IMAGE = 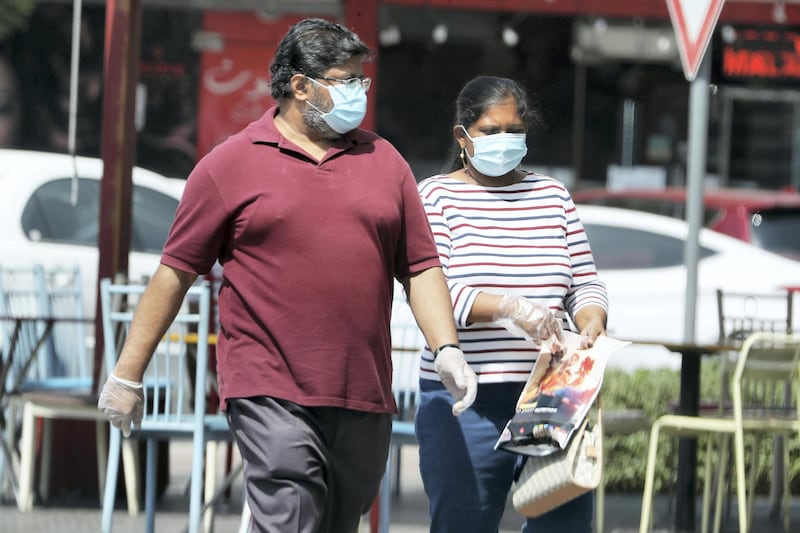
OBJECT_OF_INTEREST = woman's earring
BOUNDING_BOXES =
[460,148,467,169]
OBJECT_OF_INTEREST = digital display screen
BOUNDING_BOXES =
[719,26,800,81]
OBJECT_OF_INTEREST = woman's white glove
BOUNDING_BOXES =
[97,374,144,437]
[434,346,477,416]
[494,294,564,344]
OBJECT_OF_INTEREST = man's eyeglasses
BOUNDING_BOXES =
[315,76,372,91]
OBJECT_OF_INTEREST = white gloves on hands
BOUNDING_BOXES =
[494,294,564,345]
[434,346,477,416]
[98,374,144,437]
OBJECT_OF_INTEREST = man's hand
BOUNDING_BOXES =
[97,375,145,437]
[434,346,477,416]
[494,294,564,344]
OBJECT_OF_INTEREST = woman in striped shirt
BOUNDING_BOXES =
[415,76,609,533]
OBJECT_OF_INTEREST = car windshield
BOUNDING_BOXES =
[749,208,800,260]
[583,222,716,270]
[21,177,179,253]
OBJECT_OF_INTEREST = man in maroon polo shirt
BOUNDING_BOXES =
[97,18,477,532]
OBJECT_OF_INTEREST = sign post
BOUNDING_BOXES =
[666,1,725,531]
[666,0,726,82]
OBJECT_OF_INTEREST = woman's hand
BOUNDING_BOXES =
[574,306,607,349]
[494,294,564,344]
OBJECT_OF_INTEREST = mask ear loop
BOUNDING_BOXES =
[457,125,470,170]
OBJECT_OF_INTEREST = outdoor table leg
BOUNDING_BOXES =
[0,320,24,502]
[0,317,54,505]
[675,351,700,532]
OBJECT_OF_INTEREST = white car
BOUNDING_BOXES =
[0,149,186,318]
[576,204,800,369]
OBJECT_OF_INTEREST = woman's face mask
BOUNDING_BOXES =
[307,77,368,134]
[460,125,528,177]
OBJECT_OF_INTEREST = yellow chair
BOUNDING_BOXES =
[715,288,795,523]
[639,331,800,533]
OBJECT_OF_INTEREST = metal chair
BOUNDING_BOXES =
[0,265,92,393]
[639,331,800,533]
[98,278,231,533]
[0,265,51,392]
[0,264,47,500]
[376,282,425,533]
[17,265,101,510]
[716,288,794,345]
[0,264,102,510]
[715,288,795,526]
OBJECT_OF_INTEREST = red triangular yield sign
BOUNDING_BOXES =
[666,0,726,81]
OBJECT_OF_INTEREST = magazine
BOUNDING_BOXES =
[494,330,630,457]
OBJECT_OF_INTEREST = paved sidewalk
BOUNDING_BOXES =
[1,442,798,532]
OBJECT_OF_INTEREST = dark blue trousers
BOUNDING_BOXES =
[416,380,593,533]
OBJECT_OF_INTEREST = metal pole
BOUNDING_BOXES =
[682,51,710,344]
[67,0,82,155]
[68,0,83,205]
[571,61,586,189]
[674,47,711,533]
[93,0,142,393]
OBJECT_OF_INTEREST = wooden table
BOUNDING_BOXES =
[630,339,734,532]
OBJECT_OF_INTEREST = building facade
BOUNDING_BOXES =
[4,0,800,191]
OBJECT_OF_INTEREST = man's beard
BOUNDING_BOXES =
[302,93,340,141]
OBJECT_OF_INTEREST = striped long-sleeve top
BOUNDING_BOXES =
[417,172,609,384]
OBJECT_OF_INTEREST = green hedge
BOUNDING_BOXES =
[602,363,800,494]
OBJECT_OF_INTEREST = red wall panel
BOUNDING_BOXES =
[196,12,305,158]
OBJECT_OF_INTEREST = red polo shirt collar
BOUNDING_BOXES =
[245,105,374,153]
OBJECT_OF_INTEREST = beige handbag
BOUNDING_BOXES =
[512,408,603,517]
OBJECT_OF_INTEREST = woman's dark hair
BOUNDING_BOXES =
[443,76,542,172]
[269,18,371,100]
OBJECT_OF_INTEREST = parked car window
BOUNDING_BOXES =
[750,208,800,260]
[131,185,180,253]
[21,178,99,245]
[21,177,179,253]
[583,223,715,270]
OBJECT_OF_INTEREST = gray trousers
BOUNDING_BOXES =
[227,396,392,533]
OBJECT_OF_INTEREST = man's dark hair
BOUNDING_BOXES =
[269,18,371,100]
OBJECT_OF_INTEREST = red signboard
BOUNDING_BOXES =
[196,12,296,159]
[666,0,726,81]
[720,27,800,82]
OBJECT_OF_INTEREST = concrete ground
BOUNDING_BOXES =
[1,442,798,532]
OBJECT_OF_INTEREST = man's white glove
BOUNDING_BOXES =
[97,374,145,437]
[493,294,564,344]
[434,346,477,416]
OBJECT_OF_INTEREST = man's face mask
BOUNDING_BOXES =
[460,125,528,177]
[307,77,369,134]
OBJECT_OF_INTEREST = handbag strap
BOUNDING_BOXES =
[595,394,602,433]
[584,392,602,426]
[585,394,602,460]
